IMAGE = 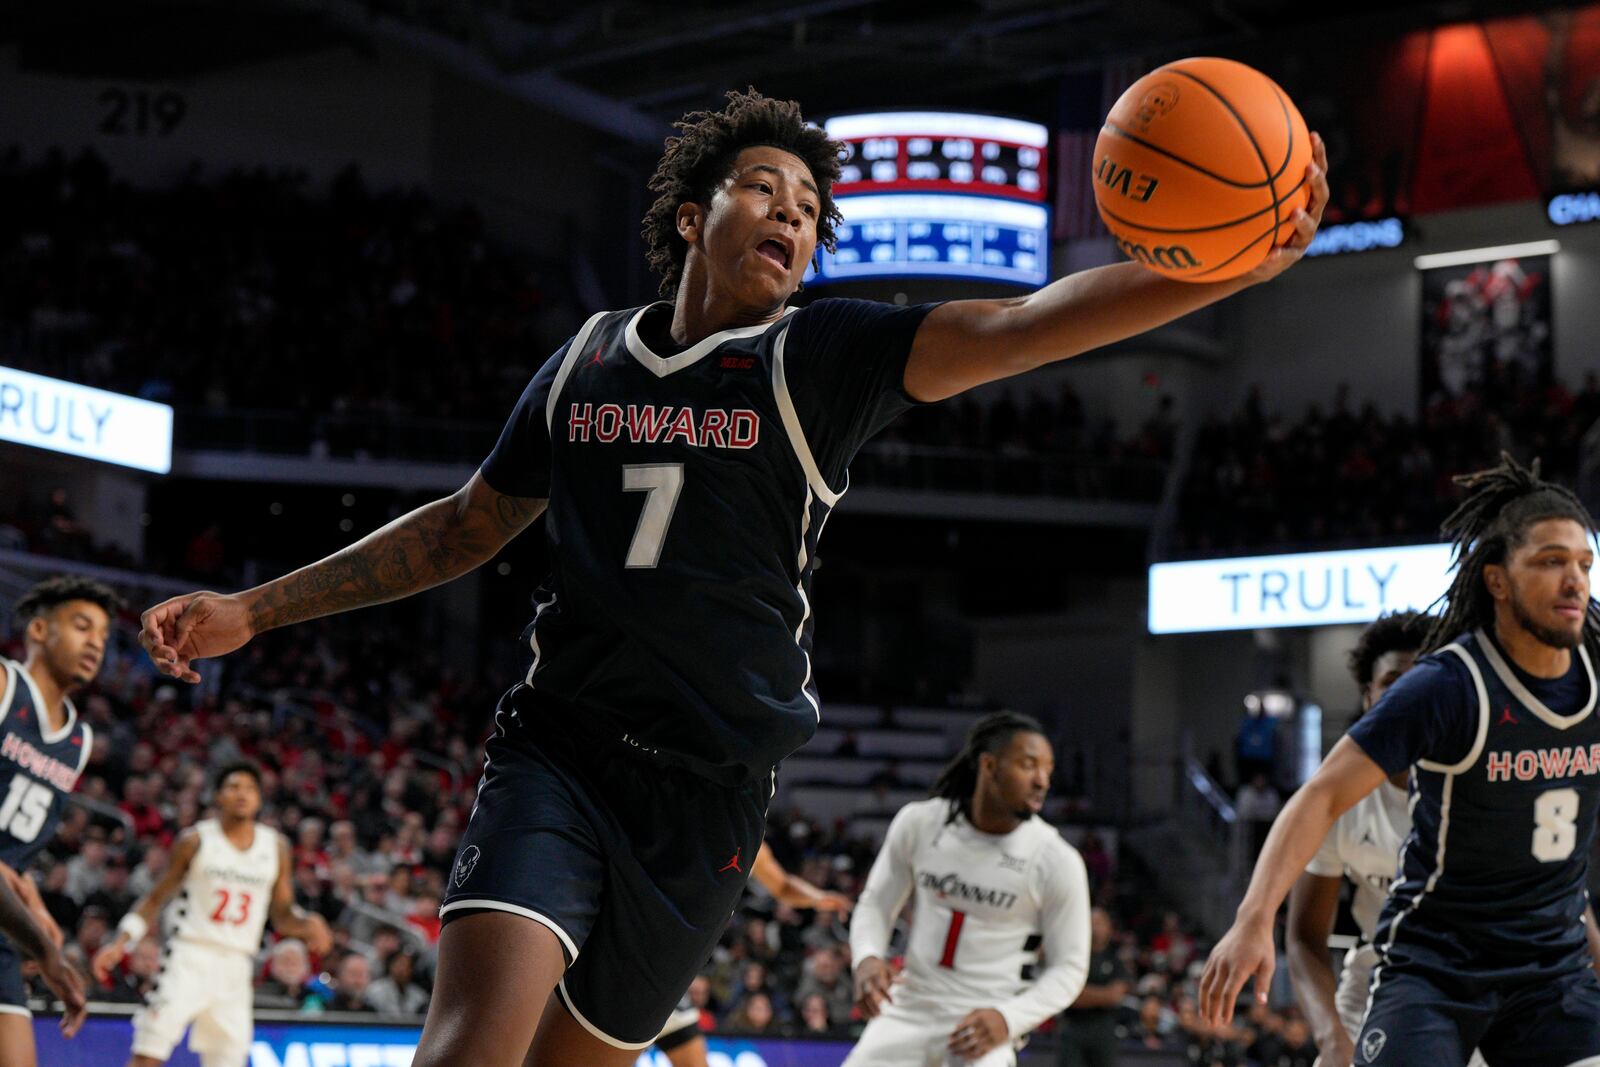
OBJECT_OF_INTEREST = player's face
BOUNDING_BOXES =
[217,772,263,821]
[1494,518,1593,650]
[987,731,1054,819]
[692,146,820,310]
[29,600,111,689]
[1362,648,1419,711]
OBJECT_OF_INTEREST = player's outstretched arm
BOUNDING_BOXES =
[92,829,200,981]
[0,864,85,1036]
[141,472,545,682]
[1198,738,1387,1027]
[901,136,1328,402]
[751,843,852,913]
[1285,871,1354,1067]
[268,838,333,954]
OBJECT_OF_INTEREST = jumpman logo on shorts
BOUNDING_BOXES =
[717,848,743,874]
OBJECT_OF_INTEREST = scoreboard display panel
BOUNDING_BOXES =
[816,112,1050,287]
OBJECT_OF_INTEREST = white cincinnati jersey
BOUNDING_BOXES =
[849,799,1091,1040]
[168,820,280,955]
[1305,780,1410,938]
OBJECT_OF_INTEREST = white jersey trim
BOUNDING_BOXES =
[0,1004,30,1018]
[624,302,796,378]
[1475,627,1596,730]
[544,311,609,435]
[1417,644,1489,774]
[15,666,77,744]
[555,977,655,1049]
[76,723,93,777]
[438,898,580,962]
[771,323,843,507]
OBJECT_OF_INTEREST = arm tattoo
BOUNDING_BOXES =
[248,482,544,633]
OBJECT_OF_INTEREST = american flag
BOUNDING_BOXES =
[1055,59,1145,242]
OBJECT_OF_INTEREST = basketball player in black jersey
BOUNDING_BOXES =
[140,89,1328,1066]
[1201,457,1600,1066]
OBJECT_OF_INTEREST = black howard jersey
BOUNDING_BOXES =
[482,298,935,785]
[1352,630,1600,977]
[0,659,91,871]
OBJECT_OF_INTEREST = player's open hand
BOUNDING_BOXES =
[140,591,254,684]
[947,1007,1008,1061]
[1197,915,1275,1026]
[90,940,125,984]
[853,956,896,1019]
[38,947,87,1037]
[1240,131,1329,286]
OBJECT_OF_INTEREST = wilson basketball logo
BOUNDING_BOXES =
[1114,238,1201,272]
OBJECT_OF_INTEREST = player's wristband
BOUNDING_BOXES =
[116,914,148,946]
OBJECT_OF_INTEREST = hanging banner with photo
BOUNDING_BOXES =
[1420,254,1552,403]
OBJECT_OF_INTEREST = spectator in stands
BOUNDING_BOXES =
[82,855,134,918]
[793,945,852,1026]
[1126,994,1179,1052]
[119,775,166,838]
[38,862,79,935]
[255,939,329,1012]
[797,992,835,1036]
[1234,772,1283,859]
[364,946,429,1016]
[98,936,162,1004]
[63,836,109,904]
[725,959,789,1024]
[327,952,376,1013]
[1059,907,1132,1067]
[724,991,779,1036]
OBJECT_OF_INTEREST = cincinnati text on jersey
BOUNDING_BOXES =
[0,732,80,791]
[566,404,760,449]
[1486,744,1600,782]
[198,863,275,888]
[918,871,1020,910]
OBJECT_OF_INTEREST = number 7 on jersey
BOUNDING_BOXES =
[622,464,685,569]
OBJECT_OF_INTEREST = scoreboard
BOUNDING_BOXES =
[815,112,1050,287]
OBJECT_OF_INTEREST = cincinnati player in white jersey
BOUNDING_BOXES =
[846,713,1090,1067]
[94,762,332,1067]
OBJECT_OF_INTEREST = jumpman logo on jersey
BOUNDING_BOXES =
[585,346,607,370]
[1499,705,1520,726]
[717,848,743,874]
[1359,828,1376,846]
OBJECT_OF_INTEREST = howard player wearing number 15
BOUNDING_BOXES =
[93,761,332,1067]
[1200,456,1600,1067]
[137,89,1326,1066]
[0,577,119,1064]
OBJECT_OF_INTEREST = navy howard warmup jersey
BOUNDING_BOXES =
[482,298,936,785]
[1349,629,1600,976]
[0,659,92,870]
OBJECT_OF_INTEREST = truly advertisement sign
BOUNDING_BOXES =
[1148,543,1456,634]
[0,364,173,473]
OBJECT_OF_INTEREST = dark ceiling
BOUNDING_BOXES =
[6,0,1580,133]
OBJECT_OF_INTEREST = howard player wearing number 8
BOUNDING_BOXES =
[0,577,120,1065]
[94,761,332,1067]
[1200,455,1600,1067]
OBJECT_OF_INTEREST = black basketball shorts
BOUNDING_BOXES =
[1356,952,1600,1067]
[440,684,769,1049]
[0,940,28,1017]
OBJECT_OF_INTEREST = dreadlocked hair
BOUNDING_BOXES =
[1423,452,1599,664]
[931,711,1046,825]
[1347,610,1429,689]
[642,87,844,298]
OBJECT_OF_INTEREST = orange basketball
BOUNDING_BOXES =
[1092,57,1311,282]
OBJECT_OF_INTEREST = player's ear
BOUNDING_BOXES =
[1483,562,1509,601]
[677,201,706,247]
[25,615,49,646]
